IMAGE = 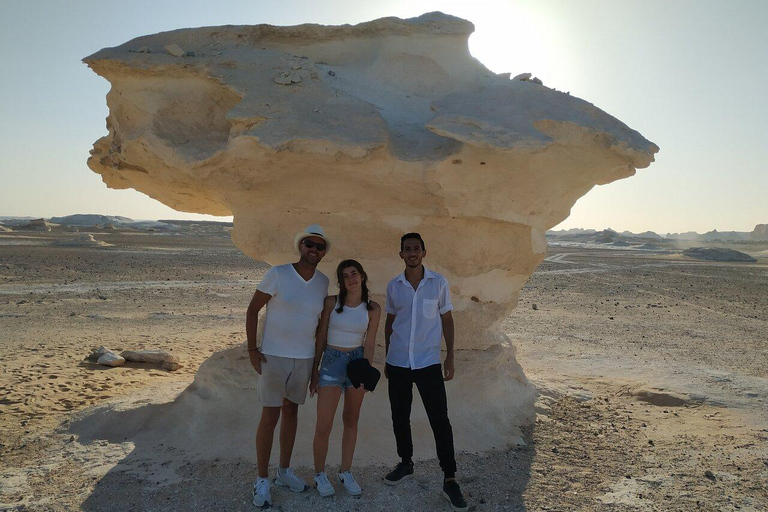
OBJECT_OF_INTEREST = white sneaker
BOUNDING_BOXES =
[338,470,362,496]
[252,477,273,508]
[275,467,308,493]
[314,471,335,497]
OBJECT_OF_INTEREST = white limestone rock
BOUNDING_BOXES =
[82,12,658,457]
[97,352,125,367]
[164,43,184,57]
[84,12,658,351]
[121,350,180,365]
[87,346,113,361]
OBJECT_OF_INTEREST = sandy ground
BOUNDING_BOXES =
[0,229,766,511]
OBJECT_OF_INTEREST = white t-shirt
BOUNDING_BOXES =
[257,263,329,359]
[385,266,453,369]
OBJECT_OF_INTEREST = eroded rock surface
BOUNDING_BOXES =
[83,12,658,457]
[84,12,657,350]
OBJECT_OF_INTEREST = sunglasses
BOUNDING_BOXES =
[302,239,327,252]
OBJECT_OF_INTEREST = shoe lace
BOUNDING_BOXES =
[316,472,330,486]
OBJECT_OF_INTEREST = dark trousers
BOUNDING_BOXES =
[387,363,457,478]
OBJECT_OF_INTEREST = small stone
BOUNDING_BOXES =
[532,303,538,310]
[97,352,125,367]
[122,350,179,366]
[137,46,151,53]
[509,436,527,448]
[161,361,182,371]
[327,70,336,76]
[274,73,293,85]
[164,44,184,57]
[183,51,196,57]
[531,77,543,85]
[513,72,532,81]
[704,470,716,480]
[87,346,112,361]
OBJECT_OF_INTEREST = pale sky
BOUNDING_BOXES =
[1,0,766,233]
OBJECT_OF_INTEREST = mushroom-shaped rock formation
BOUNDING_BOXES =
[82,12,658,463]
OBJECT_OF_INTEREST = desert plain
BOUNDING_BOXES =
[1,225,766,511]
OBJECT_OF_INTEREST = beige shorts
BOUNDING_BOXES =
[259,355,314,407]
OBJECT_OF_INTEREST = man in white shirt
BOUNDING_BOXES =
[246,224,331,508]
[383,233,468,512]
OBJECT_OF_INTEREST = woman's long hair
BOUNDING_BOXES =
[336,259,373,313]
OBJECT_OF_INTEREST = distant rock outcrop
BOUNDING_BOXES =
[52,234,111,247]
[751,224,768,241]
[51,214,135,227]
[682,247,756,262]
[699,230,750,241]
[16,218,54,231]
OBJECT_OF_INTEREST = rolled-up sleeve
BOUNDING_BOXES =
[256,266,279,296]
[438,278,453,315]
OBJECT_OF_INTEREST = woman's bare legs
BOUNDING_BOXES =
[313,386,342,473]
[340,386,366,472]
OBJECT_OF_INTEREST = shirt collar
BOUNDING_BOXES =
[396,265,436,285]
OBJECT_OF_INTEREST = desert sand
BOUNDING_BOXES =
[1,226,766,511]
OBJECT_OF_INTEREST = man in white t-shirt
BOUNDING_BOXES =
[246,224,330,508]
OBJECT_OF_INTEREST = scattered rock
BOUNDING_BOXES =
[137,46,151,53]
[512,72,532,81]
[121,350,179,366]
[531,77,543,85]
[87,346,113,361]
[164,44,185,57]
[183,51,196,57]
[509,436,527,448]
[161,361,182,371]
[532,303,538,310]
[704,470,716,481]
[97,352,125,367]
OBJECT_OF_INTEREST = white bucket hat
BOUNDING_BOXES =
[294,224,330,253]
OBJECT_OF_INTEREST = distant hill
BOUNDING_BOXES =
[50,214,135,226]
[698,230,750,241]
[621,230,662,239]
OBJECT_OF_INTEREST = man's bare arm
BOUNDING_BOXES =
[384,313,395,378]
[246,290,271,373]
[441,311,455,381]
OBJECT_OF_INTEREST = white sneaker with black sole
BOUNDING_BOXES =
[338,470,362,496]
[314,471,335,497]
[275,467,308,492]
[252,477,273,508]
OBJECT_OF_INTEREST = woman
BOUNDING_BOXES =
[309,259,381,497]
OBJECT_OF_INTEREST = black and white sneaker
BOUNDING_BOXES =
[442,479,468,512]
[383,461,414,485]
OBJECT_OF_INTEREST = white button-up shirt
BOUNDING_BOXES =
[385,266,453,370]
